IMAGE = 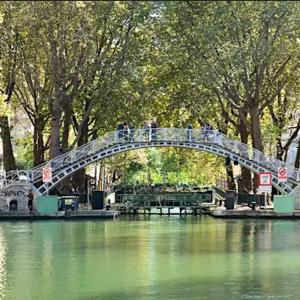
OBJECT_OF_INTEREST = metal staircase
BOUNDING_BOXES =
[2,128,300,195]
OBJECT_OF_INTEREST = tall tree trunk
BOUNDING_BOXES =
[61,99,72,152]
[221,123,236,191]
[49,97,62,159]
[0,116,16,171]
[48,17,65,159]
[249,108,264,151]
[57,100,72,194]
[33,121,45,166]
[249,107,263,192]
[276,138,284,160]
[295,140,300,169]
[238,118,252,193]
[72,114,89,193]
[226,163,236,191]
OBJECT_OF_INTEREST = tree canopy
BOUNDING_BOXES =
[1,1,300,192]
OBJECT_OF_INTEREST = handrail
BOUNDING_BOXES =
[2,128,300,194]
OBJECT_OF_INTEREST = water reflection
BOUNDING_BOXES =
[0,227,7,299]
[0,218,300,299]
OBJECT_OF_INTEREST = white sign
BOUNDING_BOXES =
[42,166,52,183]
[259,172,272,186]
[257,186,272,193]
[278,167,287,183]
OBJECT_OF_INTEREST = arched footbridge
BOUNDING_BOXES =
[3,128,300,195]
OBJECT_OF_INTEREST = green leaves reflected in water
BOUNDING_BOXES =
[1,217,300,299]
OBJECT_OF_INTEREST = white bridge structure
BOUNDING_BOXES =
[2,128,300,196]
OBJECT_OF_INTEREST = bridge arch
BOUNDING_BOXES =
[3,129,300,195]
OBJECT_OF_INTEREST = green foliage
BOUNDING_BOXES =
[118,148,226,187]
[14,136,33,169]
[1,1,300,180]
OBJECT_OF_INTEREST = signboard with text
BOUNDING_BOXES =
[259,172,272,186]
[258,172,272,193]
[257,185,272,193]
[278,167,288,183]
[42,166,52,183]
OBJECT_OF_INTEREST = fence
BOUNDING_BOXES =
[116,193,213,207]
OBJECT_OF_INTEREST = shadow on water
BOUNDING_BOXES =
[74,218,300,300]
[75,269,299,300]
[1,216,300,300]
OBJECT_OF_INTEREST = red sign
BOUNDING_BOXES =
[42,166,52,183]
[259,172,272,186]
[278,167,287,183]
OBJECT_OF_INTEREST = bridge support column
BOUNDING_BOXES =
[143,207,151,215]
[168,207,174,215]
[179,207,187,216]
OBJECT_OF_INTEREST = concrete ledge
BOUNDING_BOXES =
[0,210,119,221]
[210,209,297,219]
[66,210,119,219]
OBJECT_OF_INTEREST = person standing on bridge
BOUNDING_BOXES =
[116,122,124,142]
[201,123,207,141]
[202,123,212,142]
[213,129,223,146]
[187,124,193,142]
[124,122,130,142]
[129,124,135,142]
[151,121,157,141]
[144,122,151,141]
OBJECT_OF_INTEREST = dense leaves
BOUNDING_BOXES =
[1,1,300,191]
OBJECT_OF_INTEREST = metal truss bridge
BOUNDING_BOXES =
[3,128,300,195]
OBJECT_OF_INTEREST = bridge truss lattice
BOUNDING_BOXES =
[3,128,300,195]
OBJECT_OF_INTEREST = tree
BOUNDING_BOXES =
[156,1,300,190]
[0,2,20,171]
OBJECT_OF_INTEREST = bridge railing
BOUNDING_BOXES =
[4,128,201,186]
[220,133,299,182]
[117,193,212,207]
[3,128,300,188]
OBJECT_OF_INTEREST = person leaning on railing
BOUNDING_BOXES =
[187,124,193,142]
[151,121,157,141]
[116,122,124,142]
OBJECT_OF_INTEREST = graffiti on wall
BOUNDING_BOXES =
[0,185,31,212]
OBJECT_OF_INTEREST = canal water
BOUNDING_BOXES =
[0,216,300,300]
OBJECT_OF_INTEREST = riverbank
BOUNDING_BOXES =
[210,209,300,219]
[0,210,119,221]
[3,208,300,220]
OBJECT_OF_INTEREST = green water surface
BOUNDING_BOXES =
[0,216,299,300]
